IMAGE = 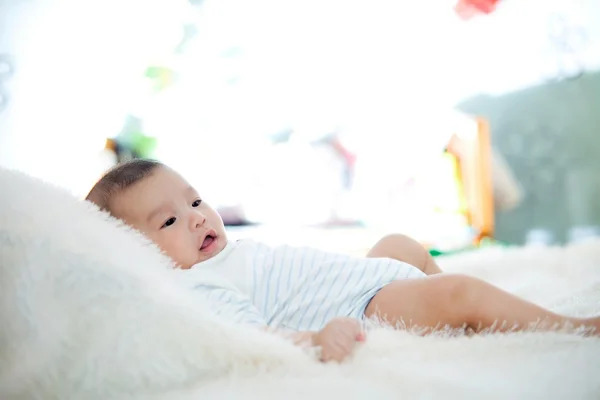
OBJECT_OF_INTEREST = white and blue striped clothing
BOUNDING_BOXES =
[191,239,426,332]
[180,267,267,327]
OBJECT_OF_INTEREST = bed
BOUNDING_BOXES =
[1,167,599,400]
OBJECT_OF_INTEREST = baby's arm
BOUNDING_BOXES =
[272,318,365,363]
[366,233,443,275]
[198,283,363,362]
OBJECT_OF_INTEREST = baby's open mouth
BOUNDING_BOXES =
[200,234,216,250]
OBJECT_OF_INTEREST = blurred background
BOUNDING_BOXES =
[1,0,599,254]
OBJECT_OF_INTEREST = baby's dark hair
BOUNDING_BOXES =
[86,158,164,212]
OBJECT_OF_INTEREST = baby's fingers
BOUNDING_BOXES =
[321,346,351,363]
[322,338,357,362]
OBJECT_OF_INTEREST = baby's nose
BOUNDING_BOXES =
[190,211,206,229]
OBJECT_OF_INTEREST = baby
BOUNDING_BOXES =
[87,159,600,362]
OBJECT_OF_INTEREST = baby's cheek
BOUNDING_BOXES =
[153,236,182,261]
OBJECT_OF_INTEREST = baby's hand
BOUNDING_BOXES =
[312,317,365,363]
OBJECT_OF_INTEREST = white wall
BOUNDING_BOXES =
[1,0,598,194]
[189,0,600,120]
[453,0,600,97]
[0,0,186,195]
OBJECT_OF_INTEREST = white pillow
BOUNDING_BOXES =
[0,168,309,400]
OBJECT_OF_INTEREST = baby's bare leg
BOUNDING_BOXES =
[365,273,600,334]
[366,234,443,275]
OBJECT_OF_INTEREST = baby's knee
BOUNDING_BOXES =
[368,233,428,265]
[375,233,417,249]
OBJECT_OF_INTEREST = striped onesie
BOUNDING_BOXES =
[190,239,426,332]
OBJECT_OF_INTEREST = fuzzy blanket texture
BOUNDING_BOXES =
[1,167,599,400]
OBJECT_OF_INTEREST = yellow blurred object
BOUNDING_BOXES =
[447,117,495,243]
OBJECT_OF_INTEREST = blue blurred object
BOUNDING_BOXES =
[567,225,600,243]
[525,228,555,246]
[0,54,14,114]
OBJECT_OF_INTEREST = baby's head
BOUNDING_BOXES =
[86,159,227,269]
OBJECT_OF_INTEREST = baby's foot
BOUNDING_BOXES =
[582,316,600,336]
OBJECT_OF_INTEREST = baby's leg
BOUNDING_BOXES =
[366,234,443,275]
[365,273,600,334]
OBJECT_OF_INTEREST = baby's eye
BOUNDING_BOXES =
[161,217,176,228]
[192,199,202,207]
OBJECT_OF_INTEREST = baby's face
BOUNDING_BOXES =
[111,166,227,269]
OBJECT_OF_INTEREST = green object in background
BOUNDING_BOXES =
[457,71,600,244]
[429,237,511,257]
[127,131,157,159]
[110,115,158,162]
[145,66,178,92]
[429,249,448,257]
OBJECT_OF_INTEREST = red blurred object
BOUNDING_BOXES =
[455,0,500,20]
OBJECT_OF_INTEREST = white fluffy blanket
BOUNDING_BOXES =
[1,168,600,400]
